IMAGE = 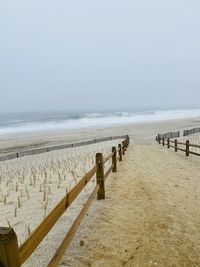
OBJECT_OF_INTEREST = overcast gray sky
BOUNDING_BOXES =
[0,0,200,112]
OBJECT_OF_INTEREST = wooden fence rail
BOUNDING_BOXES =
[0,136,130,267]
[156,136,200,157]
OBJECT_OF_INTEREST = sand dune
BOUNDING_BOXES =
[0,140,121,266]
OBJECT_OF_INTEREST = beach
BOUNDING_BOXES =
[1,115,200,155]
[0,116,200,266]
[1,0,200,265]
[61,143,200,267]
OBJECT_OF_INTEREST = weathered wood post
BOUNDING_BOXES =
[112,147,117,172]
[126,138,128,149]
[123,140,126,151]
[96,153,105,200]
[127,135,130,146]
[122,141,125,155]
[186,140,190,157]
[118,144,122,161]
[0,227,20,267]
[167,138,170,148]
[125,136,129,149]
[175,139,177,152]
[124,138,128,151]
[162,138,165,146]
[158,136,161,144]
[124,139,127,151]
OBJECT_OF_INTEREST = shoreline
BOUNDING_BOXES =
[0,116,200,155]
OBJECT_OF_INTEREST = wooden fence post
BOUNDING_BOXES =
[124,139,127,151]
[162,138,165,146]
[122,141,125,155]
[112,147,117,172]
[127,136,130,146]
[96,153,105,200]
[118,144,122,161]
[186,140,190,157]
[0,227,20,267]
[125,136,129,149]
[126,138,128,149]
[167,138,170,148]
[123,141,126,151]
[175,139,177,152]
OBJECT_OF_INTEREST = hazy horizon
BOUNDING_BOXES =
[1,1,200,113]
[1,105,200,115]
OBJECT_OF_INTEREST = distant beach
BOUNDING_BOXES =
[1,109,200,137]
[1,109,200,155]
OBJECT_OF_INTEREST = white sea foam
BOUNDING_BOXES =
[0,109,200,136]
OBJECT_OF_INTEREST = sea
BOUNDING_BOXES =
[0,109,200,137]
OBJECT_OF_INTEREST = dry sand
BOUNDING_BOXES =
[0,118,200,266]
[0,140,120,266]
[60,144,200,267]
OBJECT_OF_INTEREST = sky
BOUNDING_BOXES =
[0,0,200,112]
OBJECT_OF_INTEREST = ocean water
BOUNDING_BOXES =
[0,109,200,136]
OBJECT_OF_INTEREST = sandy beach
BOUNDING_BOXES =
[1,116,200,155]
[0,117,200,266]
[1,0,200,265]
[61,143,200,267]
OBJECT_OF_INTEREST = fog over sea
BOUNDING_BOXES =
[0,109,200,136]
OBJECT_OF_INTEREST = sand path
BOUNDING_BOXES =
[60,144,200,267]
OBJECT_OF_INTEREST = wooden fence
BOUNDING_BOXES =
[0,135,128,162]
[0,136,130,267]
[156,136,200,157]
[157,126,200,141]
[156,131,180,141]
[183,127,200,136]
